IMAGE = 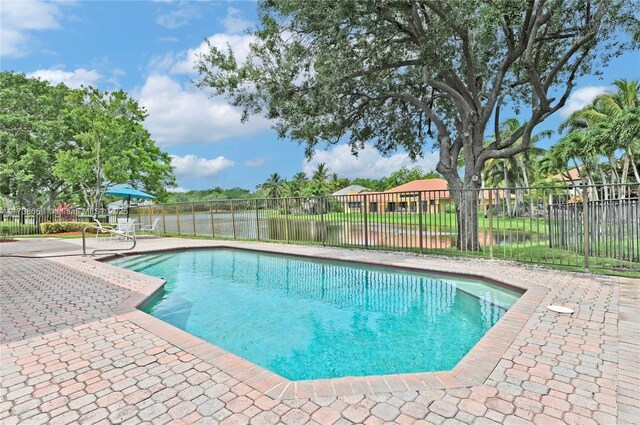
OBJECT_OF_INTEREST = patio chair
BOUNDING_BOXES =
[93,219,116,239]
[140,218,161,236]
[115,219,136,239]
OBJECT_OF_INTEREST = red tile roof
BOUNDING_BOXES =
[385,178,450,193]
[552,167,582,182]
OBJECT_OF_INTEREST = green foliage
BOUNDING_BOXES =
[260,173,286,198]
[196,0,629,179]
[0,72,77,208]
[543,78,640,187]
[53,87,175,209]
[40,221,94,234]
[166,187,255,203]
[0,72,175,210]
[0,223,38,237]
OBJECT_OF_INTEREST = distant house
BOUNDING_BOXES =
[340,178,517,214]
[331,185,371,196]
[107,199,153,215]
[341,179,454,214]
[549,167,585,200]
[382,179,452,213]
[552,167,583,184]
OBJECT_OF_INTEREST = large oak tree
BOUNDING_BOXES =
[196,0,633,249]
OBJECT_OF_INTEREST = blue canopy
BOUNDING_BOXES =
[104,187,155,200]
[104,187,154,219]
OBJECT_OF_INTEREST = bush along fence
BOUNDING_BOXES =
[125,183,639,272]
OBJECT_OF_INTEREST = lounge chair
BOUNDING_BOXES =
[140,218,161,236]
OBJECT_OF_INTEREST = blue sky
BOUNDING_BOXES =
[1,1,638,191]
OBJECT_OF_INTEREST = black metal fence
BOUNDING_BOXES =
[127,183,639,272]
[0,209,109,236]
[3,184,638,271]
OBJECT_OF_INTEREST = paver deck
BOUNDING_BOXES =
[1,237,638,425]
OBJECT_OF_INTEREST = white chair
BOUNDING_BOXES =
[93,219,116,239]
[115,218,136,239]
[140,218,161,236]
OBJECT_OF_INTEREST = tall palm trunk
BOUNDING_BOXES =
[629,148,640,183]
[504,164,512,217]
[518,156,535,216]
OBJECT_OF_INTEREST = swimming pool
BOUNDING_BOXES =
[110,249,521,380]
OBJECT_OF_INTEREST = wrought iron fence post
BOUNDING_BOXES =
[231,200,237,239]
[255,199,260,240]
[284,197,290,243]
[320,198,325,245]
[418,191,424,254]
[209,201,215,238]
[488,189,494,259]
[175,204,181,235]
[361,194,368,248]
[582,186,589,269]
[191,202,196,235]
[161,206,166,235]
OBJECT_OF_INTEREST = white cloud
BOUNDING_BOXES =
[155,3,200,29]
[559,86,608,118]
[171,154,234,180]
[137,74,270,145]
[167,186,190,193]
[245,157,266,167]
[170,33,254,75]
[222,7,252,34]
[0,0,67,57]
[304,144,439,180]
[27,68,102,89]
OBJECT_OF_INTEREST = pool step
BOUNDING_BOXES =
[111,254,169,270]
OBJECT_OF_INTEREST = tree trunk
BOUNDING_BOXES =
[621,154,629,199]
[504,165,512,217]
[595,162,608,200]
[454,188,480,251]
[518,156,535,216]
[629,148,640,183]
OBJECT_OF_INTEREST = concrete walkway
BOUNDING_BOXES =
[1,237,638,424]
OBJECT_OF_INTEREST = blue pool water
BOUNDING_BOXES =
[109,249,521,380]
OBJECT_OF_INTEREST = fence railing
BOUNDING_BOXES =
[2,184,638,271]
[0,209,109,236]
[127,183,639,272]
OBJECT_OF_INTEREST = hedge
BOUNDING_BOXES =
[0,223,38,236]
[40,222,94,234]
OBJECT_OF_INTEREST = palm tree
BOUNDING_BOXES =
[498,118,550,189]
[478,119,548,216]
[261,173,285,198]
[562,79,640,196]
[312,163,329,185]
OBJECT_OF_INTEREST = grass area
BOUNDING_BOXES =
[258,211,550,234]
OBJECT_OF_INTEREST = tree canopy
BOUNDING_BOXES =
[0,72,175,210]
[196,0,633,249]
[0,72,77,208]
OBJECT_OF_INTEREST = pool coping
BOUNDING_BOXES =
[99,243,548,400]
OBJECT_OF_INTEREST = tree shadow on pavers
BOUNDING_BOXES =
[0,255,150,344]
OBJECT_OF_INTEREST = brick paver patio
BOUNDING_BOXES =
[1,237,638,424]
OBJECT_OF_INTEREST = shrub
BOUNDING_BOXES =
[40,222,94,234]
[0,223,38,237]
